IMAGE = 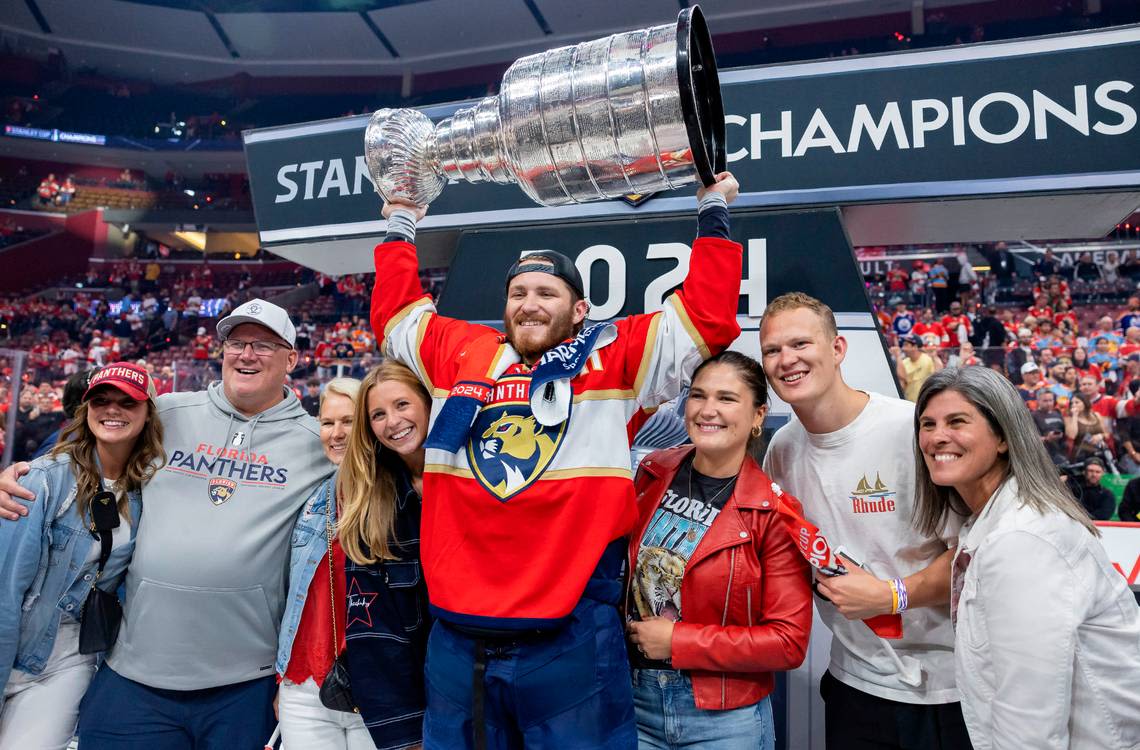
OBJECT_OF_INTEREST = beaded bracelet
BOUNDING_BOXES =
[893,577,909,613]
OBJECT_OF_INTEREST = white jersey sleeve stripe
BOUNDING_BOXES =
[382,299,437,393]
[633,294,711,410]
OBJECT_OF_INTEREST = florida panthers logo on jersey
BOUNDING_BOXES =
[468,404,567,501]
[208,477,237,506]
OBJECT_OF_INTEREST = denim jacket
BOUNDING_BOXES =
[275,472,337,676]
[344,459,430,750]
[0,453,142,709]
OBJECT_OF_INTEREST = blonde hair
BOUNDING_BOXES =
[760,292,839,339]
[321,377,361,409]
[49,399,166,522]
[337,362,430,564]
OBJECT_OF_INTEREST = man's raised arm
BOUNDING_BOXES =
[621,171,745,409]
[369,200,499,393]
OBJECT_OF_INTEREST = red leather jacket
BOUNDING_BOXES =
[627,446,813,710]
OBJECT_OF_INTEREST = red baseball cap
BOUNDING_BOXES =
[84,362,157,403]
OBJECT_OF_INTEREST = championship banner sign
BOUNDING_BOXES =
[243,26,1140,245]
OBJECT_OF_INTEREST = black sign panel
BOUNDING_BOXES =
[720,39,1139,190]
[244,27,1140,243]
[244,103,532,244]
[436,208,866,321]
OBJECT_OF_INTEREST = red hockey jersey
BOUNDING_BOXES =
[371,237,743,629]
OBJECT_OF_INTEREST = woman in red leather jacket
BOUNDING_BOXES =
[626,351,813,749]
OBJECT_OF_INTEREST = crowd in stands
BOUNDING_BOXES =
[35,173,76,207]
[23,164,251,215]
[873,249,1140,522]
[0,254,448,464]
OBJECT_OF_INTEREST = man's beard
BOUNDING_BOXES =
[504,308,577,363]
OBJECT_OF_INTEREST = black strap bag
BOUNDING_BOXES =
[78,490,124,655]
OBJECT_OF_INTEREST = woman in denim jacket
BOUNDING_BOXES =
[276,377,372,748]
[0,363,164,749]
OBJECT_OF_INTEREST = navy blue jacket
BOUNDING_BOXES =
[344,455,430,750]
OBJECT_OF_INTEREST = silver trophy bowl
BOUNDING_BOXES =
[365,5,725,207]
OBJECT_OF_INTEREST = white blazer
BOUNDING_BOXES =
[953,477,1140,749]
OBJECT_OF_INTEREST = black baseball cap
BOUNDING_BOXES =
[505,251,584,299]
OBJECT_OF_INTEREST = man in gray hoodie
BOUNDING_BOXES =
[0,299,331,748]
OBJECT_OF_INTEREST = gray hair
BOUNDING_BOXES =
[320,377,362,409]
[913,366,1097,537]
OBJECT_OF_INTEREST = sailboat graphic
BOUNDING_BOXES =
[852,473,892,498]
[872,473,888,493]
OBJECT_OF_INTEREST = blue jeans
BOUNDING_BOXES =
[633,669,775,750]
[76,666,276,749]
[423,598,636,750]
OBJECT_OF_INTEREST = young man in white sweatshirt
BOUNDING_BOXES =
[759,292,971,750]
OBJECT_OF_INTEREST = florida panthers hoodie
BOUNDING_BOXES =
[107,382,331,690]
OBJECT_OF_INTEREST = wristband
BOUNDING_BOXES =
[887,579,900,615]
[698,190,728,213]
[893,577,909,613]
[386,208,418,243]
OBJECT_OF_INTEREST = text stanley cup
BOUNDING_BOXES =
[364,5,725,208]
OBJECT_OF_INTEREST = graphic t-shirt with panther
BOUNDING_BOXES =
[629,455,735,668]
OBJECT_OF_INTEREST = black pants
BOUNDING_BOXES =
[821,671,973,750]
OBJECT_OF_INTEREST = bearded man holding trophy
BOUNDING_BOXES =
[364,6,762,749]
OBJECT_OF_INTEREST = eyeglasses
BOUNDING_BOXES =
[222,339,290,356]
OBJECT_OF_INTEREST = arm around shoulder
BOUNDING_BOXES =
[0,461,36,519]
[675,172,744,355]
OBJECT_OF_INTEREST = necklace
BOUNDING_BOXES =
[688,458,736,508]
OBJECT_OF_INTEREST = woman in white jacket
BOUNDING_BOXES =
[912,365,1140,750]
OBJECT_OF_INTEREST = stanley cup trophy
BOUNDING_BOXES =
[365,5,725,207]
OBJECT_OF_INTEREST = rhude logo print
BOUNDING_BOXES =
[850,472,897,514]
